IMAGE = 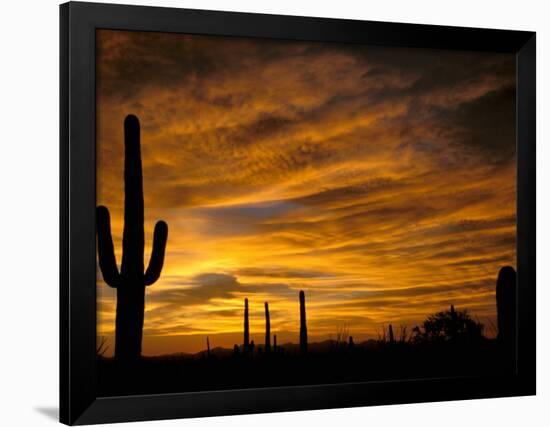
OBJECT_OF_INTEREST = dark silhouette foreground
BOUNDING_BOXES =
[98,267,517,397]
[97,331,507,397]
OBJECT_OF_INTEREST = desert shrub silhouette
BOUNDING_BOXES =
[97,114,168,361]
[412,305,484,344]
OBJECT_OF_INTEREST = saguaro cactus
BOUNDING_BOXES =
[264,302,271,353]
[496,266,517,346]
[299,290,308,353]
[206,336,211,358]
[388,324,395,345]
[243,298,250,353]
[97,115,168,361]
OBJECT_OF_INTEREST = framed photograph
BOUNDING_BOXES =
[60,1,536,424]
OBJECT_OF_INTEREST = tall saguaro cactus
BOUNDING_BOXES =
[97,115,168,361]
[243,298,250,353]
[299,290,308,353]
[264,302,271,353]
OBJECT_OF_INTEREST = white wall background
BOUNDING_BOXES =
[0,0,547,425]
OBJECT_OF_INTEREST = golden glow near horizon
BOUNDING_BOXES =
[96,30,516,356]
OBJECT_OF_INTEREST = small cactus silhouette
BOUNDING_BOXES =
[299,290,308,353]
[206,336,211,358]
[496,266,517,355]
[243,298,250,353]
[388,324,395,344]
[97,115,168,361]
[264,302,271,353]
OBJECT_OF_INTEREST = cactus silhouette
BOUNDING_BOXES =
[388,324,395,344]
[206,336,211,358]
[264,302,271,353]
[243,298,250,353]
[97,114,168,361]
[299,290,308,353]
[496,266,517,359]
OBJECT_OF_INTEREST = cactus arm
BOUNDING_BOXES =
[144,220,168,286]
[96,206,120,288]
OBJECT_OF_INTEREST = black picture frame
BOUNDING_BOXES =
[60,1,536,424]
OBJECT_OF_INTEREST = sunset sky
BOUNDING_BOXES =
[96,29,516,356]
